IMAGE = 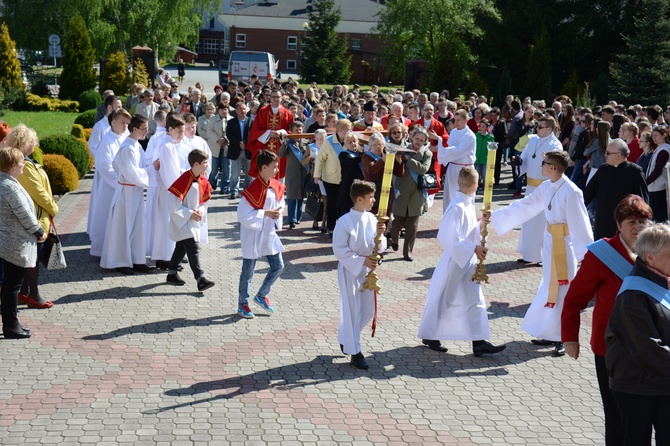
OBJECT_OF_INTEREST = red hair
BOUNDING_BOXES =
[614,194,652,224]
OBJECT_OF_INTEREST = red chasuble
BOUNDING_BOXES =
[168,169,213,205]
[247,105,294,179]
[411,117,450,195]
[241,176,286,210]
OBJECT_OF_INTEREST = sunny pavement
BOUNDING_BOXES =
[0,167,605,445]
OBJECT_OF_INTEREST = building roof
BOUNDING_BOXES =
[230,0,385,23]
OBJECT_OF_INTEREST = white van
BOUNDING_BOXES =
[224,51,277,83]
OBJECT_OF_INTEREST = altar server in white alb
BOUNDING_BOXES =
[89,109,131,257]
[100,115,155,274]
[149,113,185,270]
[491,151,593,357]
[87,95,123,236]
[181,113,212,243]
[144,110,167,256]
[417,167,506,356]
[514,116,562,264]
[437,109,476,212]
[333,180,387,370]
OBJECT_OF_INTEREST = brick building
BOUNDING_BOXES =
[196,0,391,84]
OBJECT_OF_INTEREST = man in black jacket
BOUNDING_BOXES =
[585,138,649,240]
[226,102,252,198]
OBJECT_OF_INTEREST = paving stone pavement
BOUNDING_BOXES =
[0,168,607,445]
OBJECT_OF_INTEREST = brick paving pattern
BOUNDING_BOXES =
[0,169,605,445]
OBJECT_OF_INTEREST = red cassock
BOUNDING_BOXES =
[411,118,449,195]
[561,234,633,356]
[248,105,294,178]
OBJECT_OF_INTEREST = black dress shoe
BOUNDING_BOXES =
[133,264,155,273]
[552,343,566,357]
[4,330,31,339]
[473,341,506,357]
[340,344,344,353]
[321,227,328,234]
[350,352,369,370]
[422,339,448,352]
[516,258,533,264]
[531,339,556,346]
[20,326,30,334]
[115,267,136,275]
[197,277,215,291]
[166,273,186,286]
[289,222,296,229]
[391,242,399,252]
[404,255,414,262]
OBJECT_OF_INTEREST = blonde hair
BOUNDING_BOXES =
[0,147,24,171]
[457,166,478,189]
[4,124,38,155]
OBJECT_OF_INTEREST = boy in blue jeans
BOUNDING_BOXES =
[236,150,285,318]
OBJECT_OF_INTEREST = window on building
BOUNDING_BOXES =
[220,39,226,54]
[209,17,215,29]
[236,34,246,48]
[351,39,361,50]
[202,39,218,54]
[287,36,298,51]
[286,60,297,70]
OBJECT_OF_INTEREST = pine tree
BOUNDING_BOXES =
[0,22,22,91]
[59,15,97,100]
[100,51,130,95]
[131,58,149,87]
[299,0,352,84]
[610,0,670,105]
[525,27,551,102]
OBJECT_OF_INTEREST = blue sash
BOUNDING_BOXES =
[618,275,670,311]
[365,151,382,162]
[587,239,633,281]
[288,140,310,172]
[328,135,344,156]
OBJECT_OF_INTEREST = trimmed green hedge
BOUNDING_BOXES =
[74,109,97,128]
[39,133,90,178]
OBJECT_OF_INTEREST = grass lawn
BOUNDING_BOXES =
[2,111,79,139]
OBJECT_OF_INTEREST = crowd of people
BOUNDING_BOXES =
[2,75,670,445]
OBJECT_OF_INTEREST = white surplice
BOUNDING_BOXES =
[517,134,562,262]
[144,127,166,256]
[491,175,593,341]
[86,118,111,235]
[437,126,476,212]
[89,131,126,256]
[168,181,207,243]
[237,189,285,260]
[417,192,489,341]
[100,138,150,269]
[149,135,183,261]
[333,209,387,355]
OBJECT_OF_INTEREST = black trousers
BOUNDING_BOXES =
[594,354,624,446]
[1,259,26,334]
[168,238,204,280]
[494,146,504,184]
[612,389,670,445]
[649,190,668,223]
[323,181,340,232]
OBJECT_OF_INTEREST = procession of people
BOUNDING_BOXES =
[3,79,670,445]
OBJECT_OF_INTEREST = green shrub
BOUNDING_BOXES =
[78,89,102,112]
[29,146,44,165]
[30,79,50,97]
[77,137,94,170]
[101,51,130,95]
[75,109,97,128]
[25,93,79,112]
[42,154,79,195]
[39,133,90,178]
[71,123,85,139]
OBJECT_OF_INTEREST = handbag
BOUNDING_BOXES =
[40,219,66,270]
[418,172,439,191]
[305,192,322,221]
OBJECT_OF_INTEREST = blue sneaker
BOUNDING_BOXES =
[237,305,255,319]
[253,296,275,313]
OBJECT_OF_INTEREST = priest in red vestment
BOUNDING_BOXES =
[411,103,449,195]
[247,91,294,178]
